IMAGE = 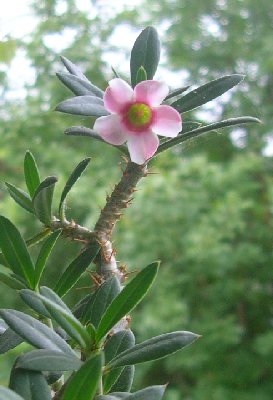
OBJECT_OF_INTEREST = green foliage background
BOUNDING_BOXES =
[0,1,272,399]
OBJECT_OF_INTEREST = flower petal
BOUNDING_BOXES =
[104,78,134,113]
[134,80,169,106]
[152,105,182,137]
[127,131,159,164]
[93,114,127,145]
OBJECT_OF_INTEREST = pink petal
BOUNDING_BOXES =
[104,78,134,113]
[127,131,159,164]
[93,114,127,145]
[134,80,169,106]
[151,105,182,137]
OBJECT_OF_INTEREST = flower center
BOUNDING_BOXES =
[126,103,152,127]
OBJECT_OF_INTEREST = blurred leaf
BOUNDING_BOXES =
[0,328,23,354]
[62,353,103,400]
[96,262,160,342]
[98,386,166,399]
[32,176,57,225]
[59,157,91,216]
[54,243,100,297]
[0,271,26,290]
[57,72,102,96]
[0,387,24,400]
[0,39,16,64]
[34,230,61,287]
[0,309,75,356]
[9,367,51,400]
[171,75,244,113]
[165,86,190,100]
[81,276,121,326]
[5,183,34,214]
[55,96,108,117]
[20,290,51,318]
[24,151,41,198]
[135,66,147,85]
[157,116,261,154]
[108,331,199,368]
[0,216,35,287]
[130,26,160,87]
[104,330,135,393]
[16,349,81,371]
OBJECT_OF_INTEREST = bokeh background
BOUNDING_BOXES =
[0,1,273,399]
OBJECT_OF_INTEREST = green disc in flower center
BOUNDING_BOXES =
[126,103,152,126]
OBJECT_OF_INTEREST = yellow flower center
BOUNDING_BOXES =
[126,103,152,127]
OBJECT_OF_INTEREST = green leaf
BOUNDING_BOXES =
[54,243,100,297]
[38,292,91,347]
[32,176,57,225]
[135,66,147,85]
[110,366,135,393]
[59,157,91,216]
[171,74,245,113]
[0,216,35,287]
[34,230,61,287]
[157,116,261,154]
[57,72,103,97]
[0,328,23,354]
[0,39,16,64]
[55,96,109,117]
[81,276,121,326]
[104,330,135,393]
[130,26,160,87]
[20,290,51,318]
[9,367,51,400]
[96,262,160,342]
[165,85,190,100]
[108,331,199,369]
[24,151,41,197]
[0,271,26,290]
[16,349,81,371]
[0,309,75,356]
[0,252,7,267]
[0,387,24,400]
[115,385,166,400]
[60,56,104,98]
[25,228,52,247]
[62,353,103,400]
[5,183,34,213]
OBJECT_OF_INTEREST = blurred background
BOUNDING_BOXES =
[0,0,273,399]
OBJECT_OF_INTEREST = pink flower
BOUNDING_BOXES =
[93,78,182,164]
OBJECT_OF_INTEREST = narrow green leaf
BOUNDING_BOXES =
[9,368,51,400]
[24,151,41,197]
[57,72,103,97]
[0,216,35,287]
[104,330,135,393]
[0,387,24,400]
[0,309,75,356]
[81,276,121,326]
[0,271,26,290]
[110,366,135,393]
[55,96,109,117]
[171,74,245,113]
[5,183,34,213]
[0,328,23,354]
[20,290,51,318]
[54,243,100,297]
[64,126,128,155]
[135,66,147,84]
[60,56,104,98]
[26,228,52,247]
[130,26,160,87]
[38,293,91,347]
[96,262,160,342]
[73,293,93,319]
[17,349,81,371]
[32,176,57,225]
[0,252,7,267]
[157,116,261,154]
[34,230,61,287]
[165,85,190,100]
[108,331,199,369]
[59,157,91,216]
[62,353,103,400]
